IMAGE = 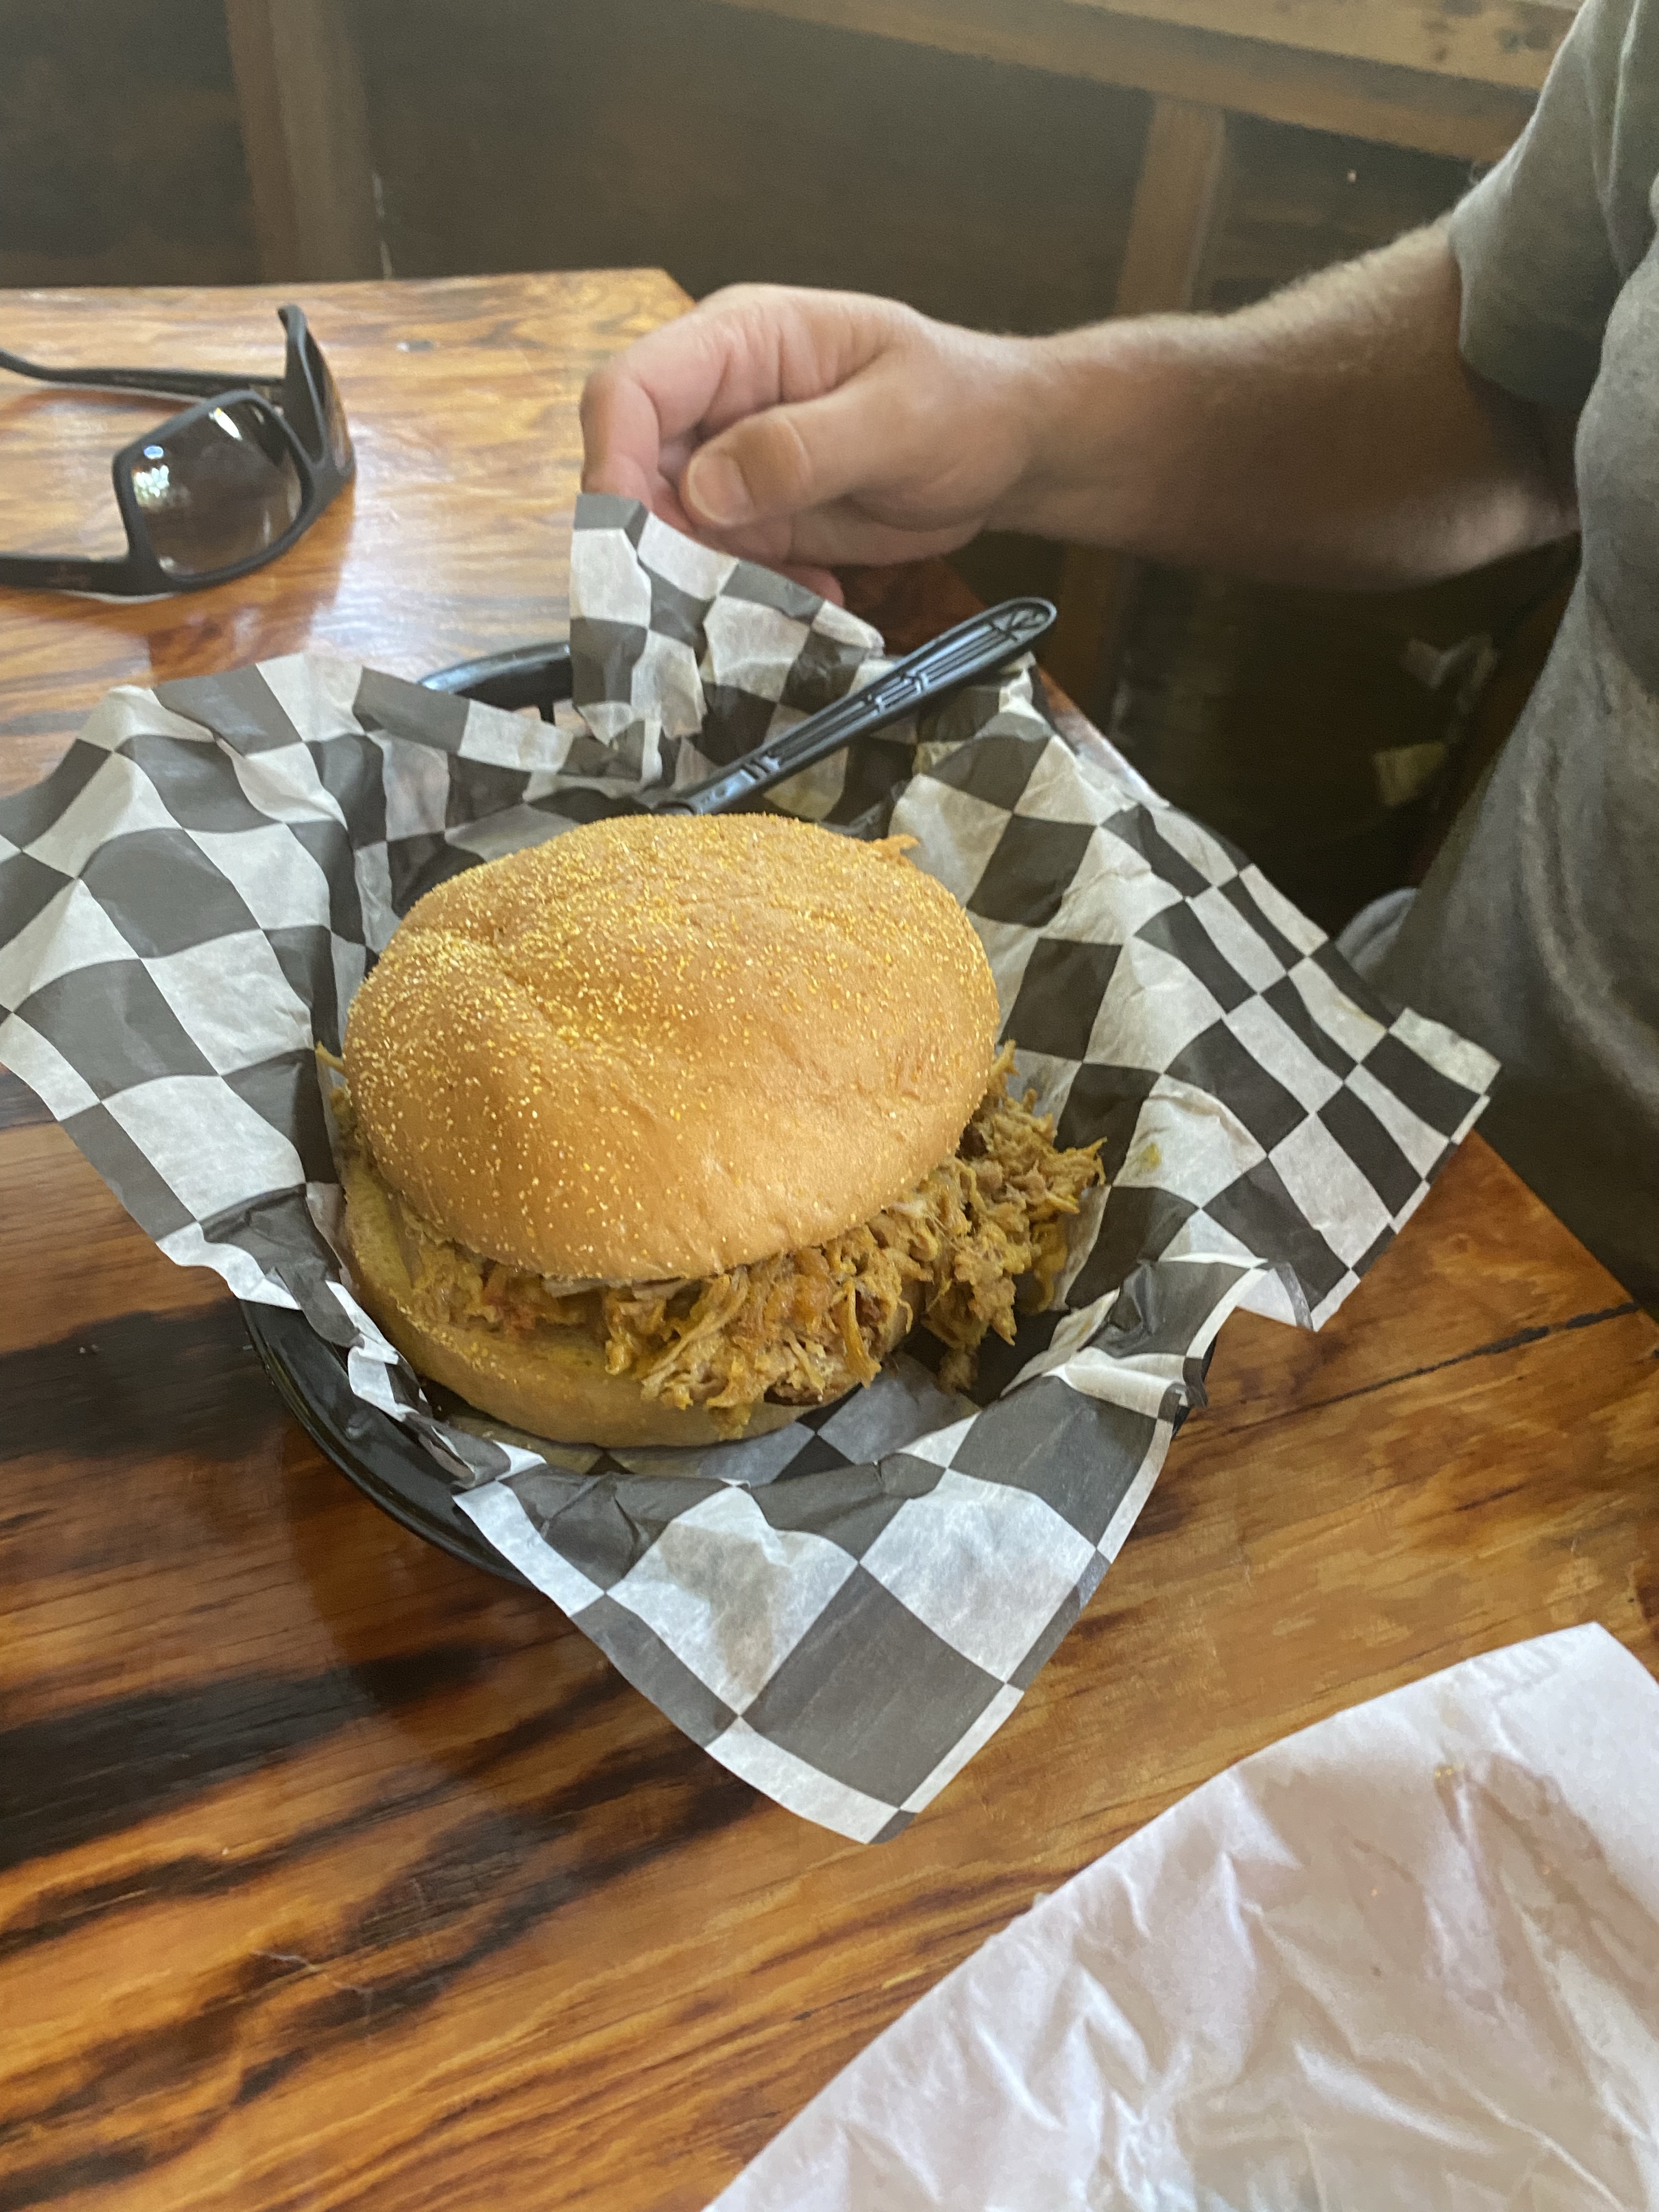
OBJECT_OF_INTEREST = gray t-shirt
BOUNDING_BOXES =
[1376,0,1659,1304]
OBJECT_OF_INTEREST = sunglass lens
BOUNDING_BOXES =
[128,400,303,579]
[307,331,353,472]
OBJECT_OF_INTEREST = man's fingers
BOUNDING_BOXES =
[579,312,744,495]
[581,287,849,482]
[680,375,916,533]
[578,448,654,504]
[703,507,979,574]
[779,562,845,603]
[579,286,999,583]
[583,286,930,549]
[578,364,665,499]
[681,446,755,528]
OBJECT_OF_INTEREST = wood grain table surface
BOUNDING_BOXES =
[2,272,1655,2212]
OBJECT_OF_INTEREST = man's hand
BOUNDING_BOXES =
[582,237,1577,599]
[580,285,1043,596]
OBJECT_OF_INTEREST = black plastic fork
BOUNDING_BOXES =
[423,596,1057,814]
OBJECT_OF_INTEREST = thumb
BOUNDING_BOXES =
[681,379,913,531]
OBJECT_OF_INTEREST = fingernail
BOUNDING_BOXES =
[685,450,752,527]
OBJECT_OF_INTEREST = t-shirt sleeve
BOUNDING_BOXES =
[1449,0,1650,409]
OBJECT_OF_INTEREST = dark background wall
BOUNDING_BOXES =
[0,0,1566,928]
[0,0,257,286]
[353,0,1149,335]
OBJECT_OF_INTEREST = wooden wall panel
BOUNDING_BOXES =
[347,0,1149,337]
[224,0,384,281]
[1071,0,1576,93]
[700,0,1538,159]
[1045,97,1232,704]
[0,0,258,287]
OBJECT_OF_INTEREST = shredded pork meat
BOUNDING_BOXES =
[332,1045,1102,1434]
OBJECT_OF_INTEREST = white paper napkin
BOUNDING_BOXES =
[714,1625,1659,2210]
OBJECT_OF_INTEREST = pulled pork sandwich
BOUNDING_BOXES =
[334,814,1102,1447]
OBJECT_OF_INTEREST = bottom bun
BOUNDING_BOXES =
[339,1150,803,1449]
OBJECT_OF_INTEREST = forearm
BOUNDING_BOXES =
[995,225,1578,590]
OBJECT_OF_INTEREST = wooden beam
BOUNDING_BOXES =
[699,0,1538,161]
[1110,96,1232,317]
[224,0,383,283]
[1046,99,1231,708]
[1062,0,1577,95]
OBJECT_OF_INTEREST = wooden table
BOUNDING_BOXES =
[2,272,1654,2212]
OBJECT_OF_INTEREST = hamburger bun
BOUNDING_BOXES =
[343,814,1000,1283]
[339,1145,800,1447]
[338,813,1003,1447]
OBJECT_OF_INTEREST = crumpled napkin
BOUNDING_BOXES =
[714,1625,1659,2209]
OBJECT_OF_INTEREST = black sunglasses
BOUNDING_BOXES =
[0,304,353,597]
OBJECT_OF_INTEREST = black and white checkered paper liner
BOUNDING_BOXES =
[0,494,1497,1841]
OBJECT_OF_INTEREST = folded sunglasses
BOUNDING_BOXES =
[0,304,353,597]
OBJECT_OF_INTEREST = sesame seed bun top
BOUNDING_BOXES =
[341,812,1001,1283]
